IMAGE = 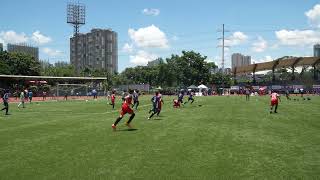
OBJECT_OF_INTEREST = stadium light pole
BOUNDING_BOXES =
[67,2,86,75]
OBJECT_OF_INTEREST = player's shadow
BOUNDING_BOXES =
[117,128,138,132]
[153,118,163,121]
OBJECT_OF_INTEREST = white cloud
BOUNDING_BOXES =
[0,30,28,44]
[142,8,160,16]
[43,47,63,56]
[275,29,320,46]
[31,31,51,45]
[305,4,320,27]
[224,31,248,46]
[122,43,134,53]
[129,50,158,65]
[128,25,168,48]
[252,36,268,52]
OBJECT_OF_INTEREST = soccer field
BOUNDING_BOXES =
[0,95,319,179]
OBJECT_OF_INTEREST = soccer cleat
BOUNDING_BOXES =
[125,122,132,129]
[112,124,116,131]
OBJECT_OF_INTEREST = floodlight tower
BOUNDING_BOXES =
[67,2,86,74]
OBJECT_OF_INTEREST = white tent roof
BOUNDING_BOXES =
[198,84,208,89]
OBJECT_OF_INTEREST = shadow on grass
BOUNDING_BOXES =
[153,118,163,121]
[117,128,138,132]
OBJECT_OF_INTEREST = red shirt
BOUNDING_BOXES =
[124,94,133,105]
[271,93,279,101]
[111,94,115,101]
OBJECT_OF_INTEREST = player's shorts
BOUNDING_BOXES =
[271,99,278,106]
[120,103,133,116]
[188,97,194,101]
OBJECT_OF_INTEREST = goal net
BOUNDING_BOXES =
[56,84,88,98]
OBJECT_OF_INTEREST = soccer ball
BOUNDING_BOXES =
[85,100,88,102]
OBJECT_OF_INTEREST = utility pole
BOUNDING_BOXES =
[222,24,225,72]
[217,24,229,74]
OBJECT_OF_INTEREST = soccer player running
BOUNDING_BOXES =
[157,93,164,116]
[148,92,160,120]
[132,90,140,110]
[1,90,10,115]
[110,90,116,110]
[245,88,250,101]
[285,89,290,100]
[173,99,180,108]
[270,90,281,114]
[28,90,33,103]
[178,91,184,105]
[184,91,195,104]
[18,90,25,108]
[112,89,135,131]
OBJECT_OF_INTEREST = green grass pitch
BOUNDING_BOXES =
[0,95,319,179]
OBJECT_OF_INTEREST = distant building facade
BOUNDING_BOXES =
[7,43,39,60]
[231,53,251,69]
[314,44,320,57]
[147,58,164,67]
[0,43,3,52]
[70,28,118,74]
[224,68,231,74]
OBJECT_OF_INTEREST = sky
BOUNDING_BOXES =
[1,0,320,72]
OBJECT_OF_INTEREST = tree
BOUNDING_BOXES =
[0,51,41,75]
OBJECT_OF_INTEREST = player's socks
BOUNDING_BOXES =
[149,112,156,119]
[127,113,135,124]
[114,117,122,126]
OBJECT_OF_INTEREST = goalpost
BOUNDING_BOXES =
[56,84,88,98]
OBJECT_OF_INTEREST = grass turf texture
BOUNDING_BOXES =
[0,95,320,179]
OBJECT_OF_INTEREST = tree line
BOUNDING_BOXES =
[0,50,233,88]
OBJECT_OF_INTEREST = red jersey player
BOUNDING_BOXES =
[110,90,116,110]
[112,89,135,131]
[157,93,164,116]
[173,99,180,108]
[270,90,281,114]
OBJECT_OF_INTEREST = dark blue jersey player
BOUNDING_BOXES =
[178,92,184,104]
[185,91,195,104]
[148,92,160,120]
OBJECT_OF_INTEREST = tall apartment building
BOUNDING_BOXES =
[0,43,3,52]
[314,44,320,57]
[70,28,118,74]
[147,58,164,67]
[7,43,39,60]
[231,53,251,69]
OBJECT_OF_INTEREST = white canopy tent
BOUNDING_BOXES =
[198,84,208,89]
[196,84,209,96]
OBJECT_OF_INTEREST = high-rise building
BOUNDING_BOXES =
[314,44,320,57]
[231,53,251,69]
[147,58,164,67]
[0,43,3,52]
[70,28,118,74]
[7,44,39,60]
